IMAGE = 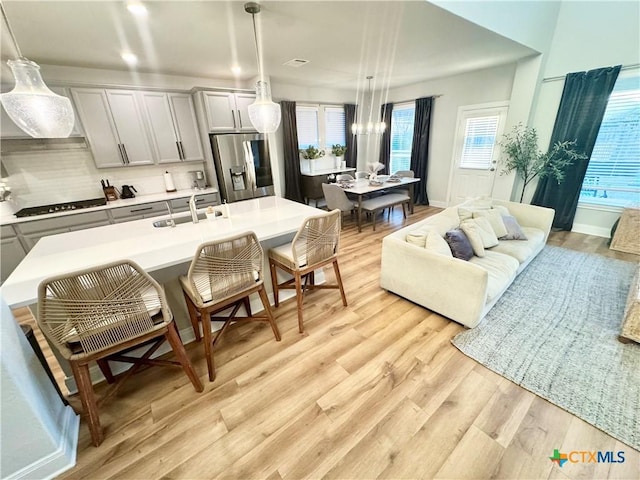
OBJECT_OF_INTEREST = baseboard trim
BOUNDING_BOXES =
[572,223,611,239]
[428,200,448,208]
[5,406,79,480]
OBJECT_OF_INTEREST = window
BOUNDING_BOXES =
[296,105,345,150]
[579,73,640,208]
[389,104,415,173]
[459,115,501,169]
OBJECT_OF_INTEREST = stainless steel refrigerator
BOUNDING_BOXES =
[209,133,275,203]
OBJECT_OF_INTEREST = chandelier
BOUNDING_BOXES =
[351,76,386,135]
[244,2,281,134]
[0,3,75,138]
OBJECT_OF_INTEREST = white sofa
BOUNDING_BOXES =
[380,199,555,328]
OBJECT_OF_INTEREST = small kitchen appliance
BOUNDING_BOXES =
[120,185,137,199]
[190,170,206,190]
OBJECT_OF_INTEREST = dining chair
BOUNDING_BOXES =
[336,174,355,182]
[37,260,204,447]
[268,209,347,333]
[180,232,280,381]
[391,169,415,212]
[322,183,357,225]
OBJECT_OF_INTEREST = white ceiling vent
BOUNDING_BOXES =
[283,58,309,68]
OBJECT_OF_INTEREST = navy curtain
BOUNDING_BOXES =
[344,104,358,168]
[531,65,620,230]
[281,101,305,203]
[378,103,393,174]
[410,97,434,205]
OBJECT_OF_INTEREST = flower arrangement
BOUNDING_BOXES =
[331,144,346,157]
[299,145,325,159]
[367,162,385,184]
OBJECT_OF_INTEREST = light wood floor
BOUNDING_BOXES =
[14,205,640,480]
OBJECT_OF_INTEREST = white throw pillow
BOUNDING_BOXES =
[471,216,499,248]
[472,209,508,238]
[459,220,485,257]
[425,229,453,257]
[492,205,510,216]
[406,232,426,247]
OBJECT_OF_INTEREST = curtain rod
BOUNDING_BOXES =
[390,94,443,105]
[542,63,640,83]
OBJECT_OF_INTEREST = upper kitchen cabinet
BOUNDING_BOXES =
[71,88,154,168]
[140,92,204,163]
[200,91,256,132]
[0,86,84,138]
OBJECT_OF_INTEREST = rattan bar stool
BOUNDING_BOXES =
[37,260,203,447]
[268,209,347,333]
[180,231,281,381]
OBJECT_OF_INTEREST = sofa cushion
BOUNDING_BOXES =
[469,251,519,302]
[406,232,426,247]
[412,210,460,237]
[489,227,546,264]
[425,229,453,257]
[445,228,474,261]
[459,220,485,257]
[501,215,528,240]
[473,209,508,238]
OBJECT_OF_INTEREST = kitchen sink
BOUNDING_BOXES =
[152,212,210,227]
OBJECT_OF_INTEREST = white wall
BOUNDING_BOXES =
[372,63,517,207]
[529,1,640,237]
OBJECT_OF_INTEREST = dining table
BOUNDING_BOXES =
[340,177,421,232]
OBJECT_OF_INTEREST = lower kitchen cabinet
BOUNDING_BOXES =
[110,201,170,223]
[169,193,219,213]
[1,226,26,284]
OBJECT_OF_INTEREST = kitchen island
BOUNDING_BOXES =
[1,196,326,388]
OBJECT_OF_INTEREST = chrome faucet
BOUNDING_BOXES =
[164,201,175,227]
[189,194,199,223]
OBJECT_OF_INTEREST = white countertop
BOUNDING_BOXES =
[341,177,420,195]
[0,187,218,226]
[300,167,356,177]
[0,196,324,308]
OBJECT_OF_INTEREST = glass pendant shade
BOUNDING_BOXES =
[0,58,75,138]
[351,76,386,136]
[248,80,281,134]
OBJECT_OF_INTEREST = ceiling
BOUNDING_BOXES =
[0,1,538,91]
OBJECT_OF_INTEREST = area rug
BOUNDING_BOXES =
[452,245,640,450]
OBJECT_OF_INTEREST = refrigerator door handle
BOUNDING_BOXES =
[243,141,257,191]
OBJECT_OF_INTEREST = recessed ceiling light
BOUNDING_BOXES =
[121,52,138,66]
[126,2,148,17]
[231,65,242,76]
[283,58,309,68]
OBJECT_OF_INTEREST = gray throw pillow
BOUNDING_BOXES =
[445,228,474,261]
[501,215,528,240]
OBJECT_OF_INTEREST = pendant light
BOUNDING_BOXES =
[244,2,281,134]
[0,3,74,138]
[351,76,386,135]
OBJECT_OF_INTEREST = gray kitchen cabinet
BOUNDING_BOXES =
[15,211,111,250]
[141,92,204,163]
[169,193,219,213]
[201,91,256,132]
[1,225,26,284]
[110,201,169,223]
[71,88,154,168]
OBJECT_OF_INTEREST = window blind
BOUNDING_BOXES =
[390,105,415,173]
[459,115,499,169]
[296,106,319,149]
[580,74,640,207]
[325,107,346,147]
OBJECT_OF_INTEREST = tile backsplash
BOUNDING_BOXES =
[1,149,208,207]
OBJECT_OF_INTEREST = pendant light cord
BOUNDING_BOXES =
[1,2,23,58]
[251,13,263,82]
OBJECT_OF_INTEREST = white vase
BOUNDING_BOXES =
[309,160,315,173]
[335,156,343,169]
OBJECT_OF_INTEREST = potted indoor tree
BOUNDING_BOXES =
[299,145,325,173]
[331,144,346,169]
[499,123,587,202]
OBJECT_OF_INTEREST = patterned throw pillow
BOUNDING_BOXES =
[445,229,474,261]
[501,215,528,240]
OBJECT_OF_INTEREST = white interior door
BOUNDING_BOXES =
[448,103,508,205]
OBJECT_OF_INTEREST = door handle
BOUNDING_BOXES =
[179,141,185,160]
[122,145,130,165]
[130,206,153,213]
[489,167,496,172]
[237,110,242,127]
[175,141,182,160]
[231,110,237,129]
[117,144,126,164]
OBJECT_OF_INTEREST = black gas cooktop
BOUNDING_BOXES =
[15,197,107,218]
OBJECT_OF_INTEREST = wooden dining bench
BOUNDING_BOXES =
[359,193,410,231]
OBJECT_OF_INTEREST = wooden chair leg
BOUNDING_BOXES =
[183,291,201,341]
[96,359,115,384]
[165,322,203,392]
[269,259,280,307]
[402,202,407,219]
[71,360,103,447]
[372,210,377,231]
[200,307,216,381]
[333,260,348,306]
[243,297,252,317]
[294,271,305,334]
[258,286,281,341]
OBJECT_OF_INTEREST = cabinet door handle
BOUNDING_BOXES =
[179,141,186,160]
[117,143,125,164]
[122,145,130,165]
[130,206,153,213]
[175,141,183,160]
[231,110,237,129]
[237,110,242,127]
